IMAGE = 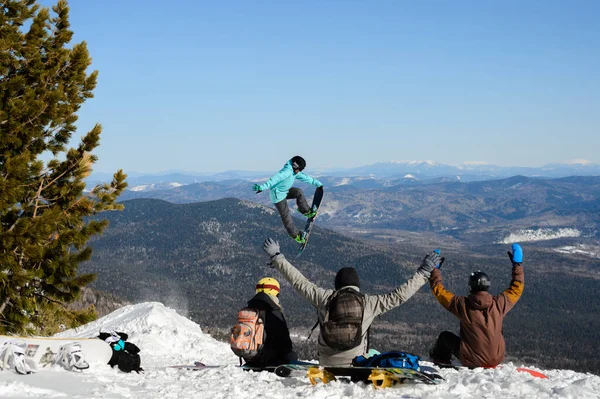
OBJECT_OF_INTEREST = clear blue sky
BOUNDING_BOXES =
[42,0,600,174]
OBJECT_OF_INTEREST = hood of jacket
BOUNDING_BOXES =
[247,292,281,311]
[466,291,493,310]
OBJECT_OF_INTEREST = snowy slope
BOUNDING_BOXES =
[1,302,599,398]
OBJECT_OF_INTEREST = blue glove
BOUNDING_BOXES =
[252,184,262,193]
[433,249,445,269]
[507,244,523,265]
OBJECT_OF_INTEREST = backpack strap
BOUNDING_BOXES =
[307,319,319,340]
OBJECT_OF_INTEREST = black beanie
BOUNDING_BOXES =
[335,267,360,290]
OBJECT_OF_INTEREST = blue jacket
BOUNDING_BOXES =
[258,160,323,204]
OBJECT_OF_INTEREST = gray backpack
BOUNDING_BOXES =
[320,288,365,350]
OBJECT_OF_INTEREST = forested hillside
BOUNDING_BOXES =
[82,198,600,374]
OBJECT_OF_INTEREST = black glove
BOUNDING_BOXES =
[417,251,443,278]
[263,238,281,258]
[507,243,523,266]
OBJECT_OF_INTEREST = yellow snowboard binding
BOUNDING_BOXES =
[306,367,336,385]
[368,369,401,389]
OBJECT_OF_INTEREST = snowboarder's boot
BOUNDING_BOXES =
[300,205,318,219]
[294,232,307,244]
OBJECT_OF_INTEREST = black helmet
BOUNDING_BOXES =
[468,271,491,293]
[291,156,306,171]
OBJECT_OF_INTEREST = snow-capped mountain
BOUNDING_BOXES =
[89,160,600,190]
[1,302,599,398]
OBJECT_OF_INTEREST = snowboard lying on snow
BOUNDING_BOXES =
[168,361,443,388]
[273,363,443,387]
[0,334,112,370]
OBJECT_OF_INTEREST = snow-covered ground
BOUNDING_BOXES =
[554,243,600,259]
[1,302,600,398]
[500,228,581,244]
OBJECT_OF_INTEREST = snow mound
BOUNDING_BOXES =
[554,243,600,259]
[54,302,237,367]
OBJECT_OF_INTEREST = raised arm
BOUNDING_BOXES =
[263,238,331,308]
[429,251,462,316]
[366,251,440,317]
[295,171,323,188]
[498,244,525,314]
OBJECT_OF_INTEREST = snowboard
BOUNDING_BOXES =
[0,334,112,369]
[168,361,225,370]
[297,186,324,256]
[168,361,316,372]
[274,363,443,387]
[433,362,548,379]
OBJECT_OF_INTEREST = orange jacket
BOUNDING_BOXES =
[429,265,524,367]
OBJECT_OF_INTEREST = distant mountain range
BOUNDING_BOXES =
[112,175,600,244]
[89,160,600,189]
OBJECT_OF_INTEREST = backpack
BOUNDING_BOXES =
[117,351,142,373]
[230,307,266,363]
[352,351,421,371]
[320,288,365,351]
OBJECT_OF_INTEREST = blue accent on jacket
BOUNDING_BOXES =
[259,160,323,204]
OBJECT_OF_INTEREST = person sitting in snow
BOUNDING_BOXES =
[428,244,525,368]
[252,156,323,244]
[98,329,144,373]
[241,277,298,368]
[262,238,440,366]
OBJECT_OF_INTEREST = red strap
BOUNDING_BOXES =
[256,283,280,293]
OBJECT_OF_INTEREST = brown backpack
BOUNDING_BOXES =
[320,288,364,351]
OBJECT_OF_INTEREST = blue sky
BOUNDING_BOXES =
[41,0,600,174]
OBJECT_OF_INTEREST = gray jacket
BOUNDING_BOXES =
[270,254,428,366]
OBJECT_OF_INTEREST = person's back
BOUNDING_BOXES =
[262,238,440,366]
[429,245,525,368]
[241,278,297,368]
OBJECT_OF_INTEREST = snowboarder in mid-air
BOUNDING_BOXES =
[253,156,323,244]
[428,244,524,368]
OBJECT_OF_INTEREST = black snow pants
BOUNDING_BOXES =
[430,331,460,363]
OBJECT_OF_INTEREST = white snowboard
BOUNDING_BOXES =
[0,334,112,368]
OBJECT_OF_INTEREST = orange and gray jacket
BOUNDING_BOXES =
[429,265,524,367]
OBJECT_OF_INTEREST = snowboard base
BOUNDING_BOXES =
[297,186,324,256]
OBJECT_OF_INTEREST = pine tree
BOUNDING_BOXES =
[0,0,127,334]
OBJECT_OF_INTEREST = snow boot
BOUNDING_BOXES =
[300,205,318,219]
[294,232,307,244]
